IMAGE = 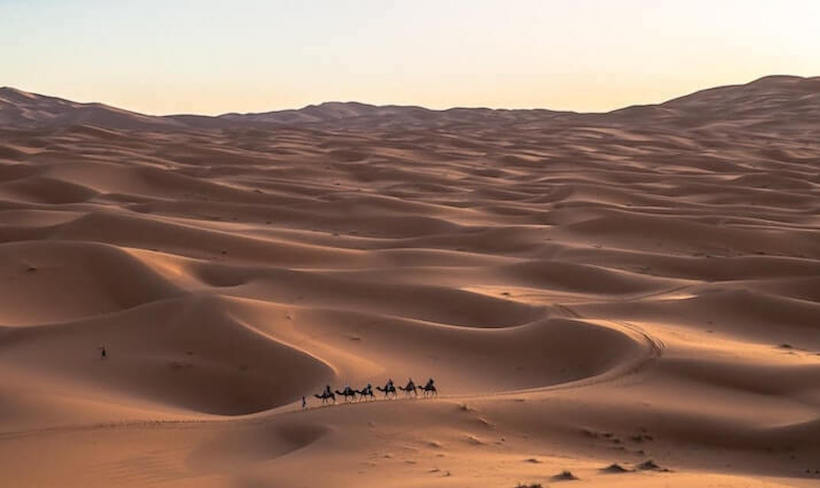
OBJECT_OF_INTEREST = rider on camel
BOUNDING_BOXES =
[402,377,417,396]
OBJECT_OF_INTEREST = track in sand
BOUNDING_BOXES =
[0,77,818,487]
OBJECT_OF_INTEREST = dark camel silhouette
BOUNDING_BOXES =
[314,390,336,404]
[313,378,434,406]
[398,378,417,397]
[335,385,358,402]
[420,378,437,397]
[314,385,336,404]
[376,379,397,398]
[355,384,375,401]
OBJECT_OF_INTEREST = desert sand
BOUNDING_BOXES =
[0,75,818,487]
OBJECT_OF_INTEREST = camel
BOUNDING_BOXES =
[335,386,358,402]
[356,384,375,401]
[420,378,437,397]
[398,378,417,397]
[314,390,336,404]
[376,379,397,398]
[310,378,434,406]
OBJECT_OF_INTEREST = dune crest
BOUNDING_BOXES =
[0,77,818,487]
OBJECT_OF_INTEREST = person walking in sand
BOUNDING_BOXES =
[301,396,307,409]
[99,345,107,359]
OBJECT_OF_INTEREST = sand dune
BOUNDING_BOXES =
[0,77,818,486]
[0,87,185,130]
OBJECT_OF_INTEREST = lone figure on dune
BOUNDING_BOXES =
[99,345,107,359]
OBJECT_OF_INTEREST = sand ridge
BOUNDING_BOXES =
[0,76,818,486]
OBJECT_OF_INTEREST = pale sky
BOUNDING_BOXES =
[1,0,818,115]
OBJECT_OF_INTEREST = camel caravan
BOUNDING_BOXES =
[308,378,437,407]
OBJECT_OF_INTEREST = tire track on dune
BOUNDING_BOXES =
[457,302,666,398]
[554,302,665,370]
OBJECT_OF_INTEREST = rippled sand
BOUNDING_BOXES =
[0,76,818,487]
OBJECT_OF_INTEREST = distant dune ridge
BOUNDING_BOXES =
[0,76,818,487]
[2,74,818,130]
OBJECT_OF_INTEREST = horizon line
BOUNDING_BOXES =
[1,74,815,119]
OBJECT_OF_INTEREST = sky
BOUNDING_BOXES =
[1,0,818,115]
